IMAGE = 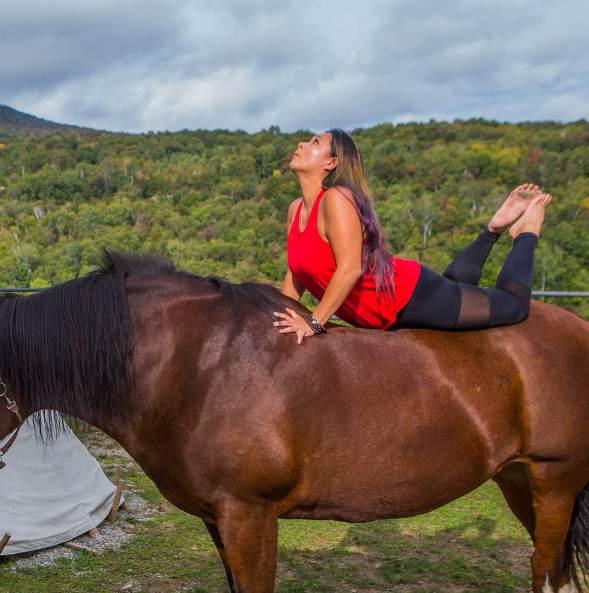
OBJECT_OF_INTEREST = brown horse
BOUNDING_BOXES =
[1,251,588,593]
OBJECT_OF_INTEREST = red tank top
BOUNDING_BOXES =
[287,188,422,331]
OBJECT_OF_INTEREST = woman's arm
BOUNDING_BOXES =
[281,268,306,301]
[311,187,363,325]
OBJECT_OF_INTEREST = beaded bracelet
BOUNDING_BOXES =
[304,314,327,334]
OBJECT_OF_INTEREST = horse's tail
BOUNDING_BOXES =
[564,480,589,590]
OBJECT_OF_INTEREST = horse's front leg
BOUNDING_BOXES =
[204,522,237,593]
[208,499,279,593]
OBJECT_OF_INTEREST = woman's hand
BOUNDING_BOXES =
[273,307,316,344]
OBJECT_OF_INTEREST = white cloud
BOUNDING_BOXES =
[0,0,587,133]
[537,93,589,123]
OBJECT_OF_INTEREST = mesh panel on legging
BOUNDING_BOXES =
[451,283,527,329]
[455,283,491,329]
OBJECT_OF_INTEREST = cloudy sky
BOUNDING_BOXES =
[1,0,588,133]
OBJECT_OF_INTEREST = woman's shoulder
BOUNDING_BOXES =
[323,186,358,209]
[324,185,354,199]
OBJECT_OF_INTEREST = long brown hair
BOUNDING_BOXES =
[322,128,395,302]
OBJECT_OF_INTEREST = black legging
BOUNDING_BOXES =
[388,228,538,330]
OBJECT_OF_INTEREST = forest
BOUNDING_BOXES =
[1,117,588,318]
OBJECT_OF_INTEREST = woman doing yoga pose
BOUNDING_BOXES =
[273,129,551,342]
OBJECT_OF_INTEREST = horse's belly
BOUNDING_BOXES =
[278,413,504,523]
[279,469,489,522]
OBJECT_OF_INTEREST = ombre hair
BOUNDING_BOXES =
[322,128,395,302]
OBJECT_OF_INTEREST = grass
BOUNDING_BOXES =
[0,429,534,593]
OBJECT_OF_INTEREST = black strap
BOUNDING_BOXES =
[0,380,24,470]
[0,426,21,470]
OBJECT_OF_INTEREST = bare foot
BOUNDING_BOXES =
[488,183,542,234]
[508,194,552,239]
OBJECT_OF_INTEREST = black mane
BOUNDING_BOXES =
[91,249,286,327]
[0,249,286,441]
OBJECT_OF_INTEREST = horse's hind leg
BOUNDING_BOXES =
[209,499,279,593]
[493,462,535,541]
[528,463,584,593]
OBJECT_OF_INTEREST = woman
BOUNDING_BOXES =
[273,129,551,344]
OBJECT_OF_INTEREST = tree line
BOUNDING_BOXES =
[0,118,588,319]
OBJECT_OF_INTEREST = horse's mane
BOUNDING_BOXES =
[91,250,285,326]
[0,249,285,441]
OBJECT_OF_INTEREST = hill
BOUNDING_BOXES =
[0,104,106,138]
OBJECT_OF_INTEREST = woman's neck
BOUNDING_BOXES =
[296,173,324,205]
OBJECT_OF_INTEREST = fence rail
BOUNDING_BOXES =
[531,291,589,298]
[0,288,43,293]
[2,288,589,299]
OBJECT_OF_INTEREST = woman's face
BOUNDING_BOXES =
[289,132,335,175]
